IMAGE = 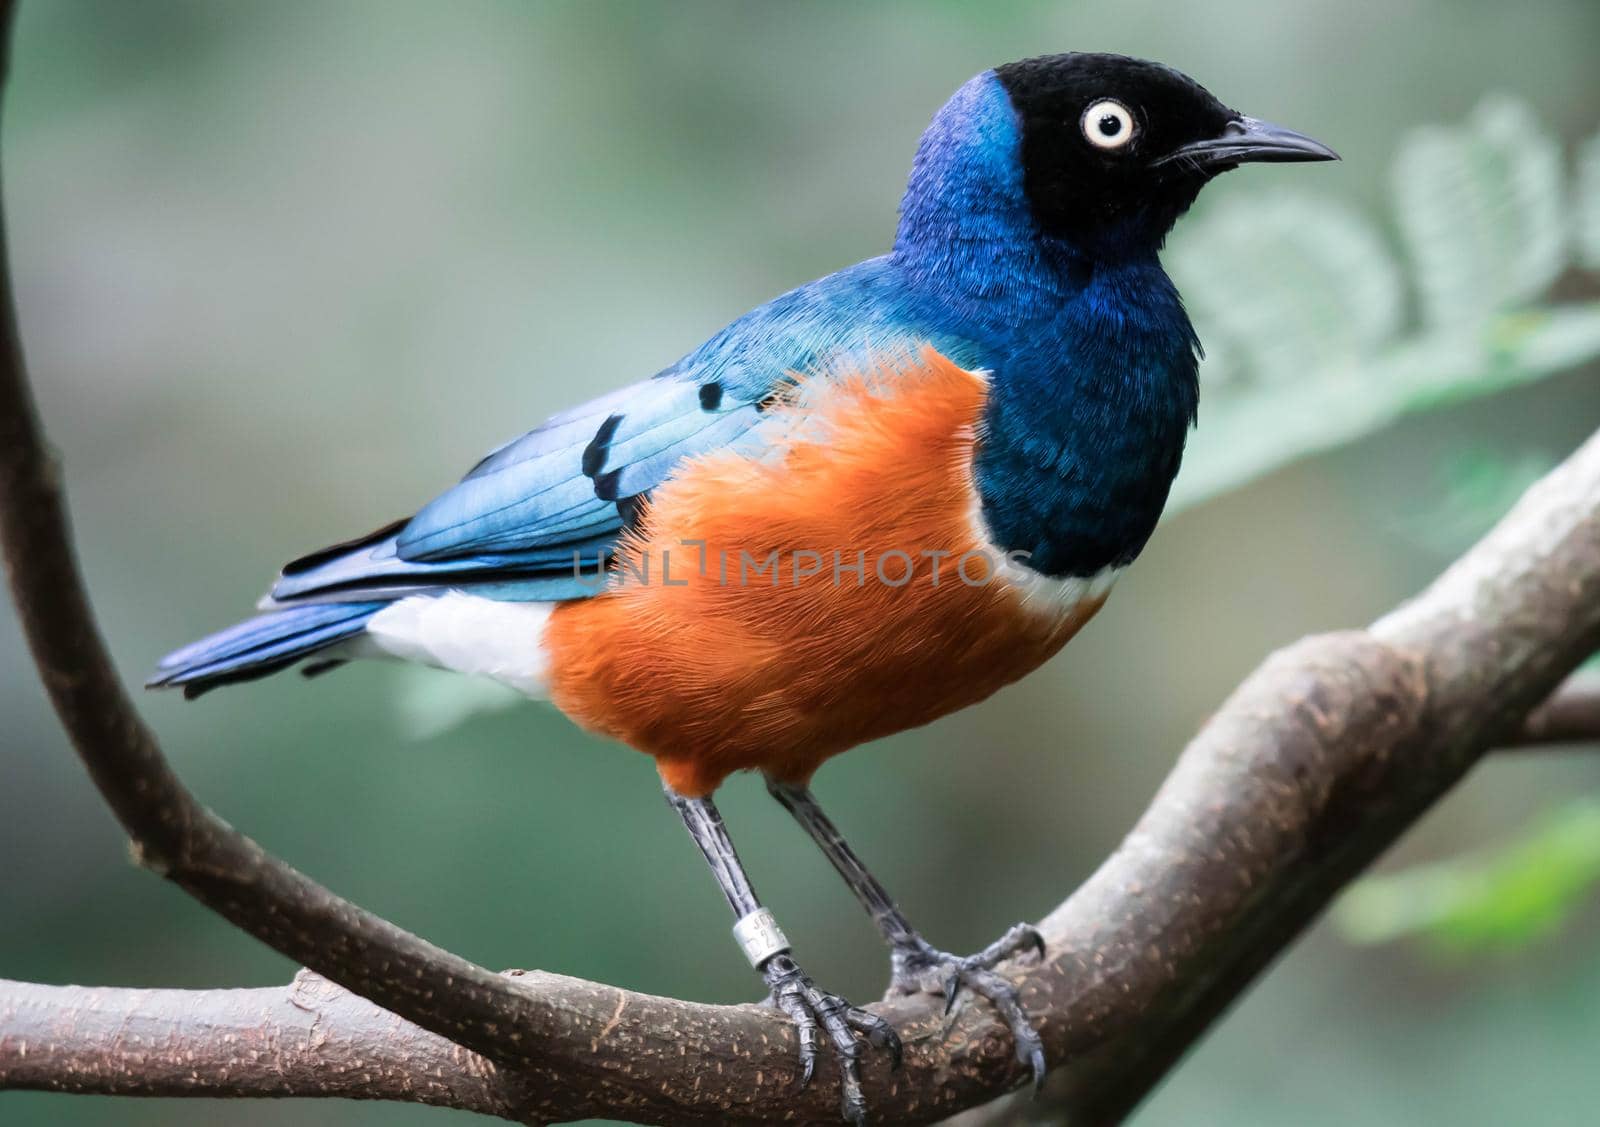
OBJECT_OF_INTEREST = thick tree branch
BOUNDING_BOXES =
[4,680,1596,1121]
[5,0,1600,1118]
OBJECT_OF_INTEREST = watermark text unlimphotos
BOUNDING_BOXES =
[570,540,1031,590]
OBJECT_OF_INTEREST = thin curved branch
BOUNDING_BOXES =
[0,16,621,1119]
[1513,671,1600,747]
[5,0,1600,1119]
[0,971,543,1121]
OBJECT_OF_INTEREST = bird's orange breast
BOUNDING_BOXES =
[543,348,1106,796]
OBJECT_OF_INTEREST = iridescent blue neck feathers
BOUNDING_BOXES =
[892,72,1200,578]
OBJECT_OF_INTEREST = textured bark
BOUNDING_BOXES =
[4,0,1600,1121]
[0,971,544,1121]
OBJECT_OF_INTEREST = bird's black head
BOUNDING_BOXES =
[993,53,1337,253]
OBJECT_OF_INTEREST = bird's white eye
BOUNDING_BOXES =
[1081,99,1136,150]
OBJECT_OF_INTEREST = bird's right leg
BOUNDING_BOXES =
[664,783,901,1125]
[764,777,1047,1089]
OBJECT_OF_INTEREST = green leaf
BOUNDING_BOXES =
[1392,96,1567,327]
[1163,96,1600,516]
[1168,300,1600,514]
[1170,193,1402,382]
[1335,801,1600,955]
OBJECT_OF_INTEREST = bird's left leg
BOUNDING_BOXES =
[765,776,1046,1089]
[664,783,900,1125]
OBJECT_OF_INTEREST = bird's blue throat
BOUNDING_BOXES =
[893,72,1201,579]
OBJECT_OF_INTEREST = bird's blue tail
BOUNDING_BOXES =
[148,601,387,699]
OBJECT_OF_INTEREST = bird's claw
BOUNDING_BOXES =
[763,953,902,1125]
[887,922,1047,1093]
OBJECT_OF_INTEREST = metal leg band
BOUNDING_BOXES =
[732,907,791,968]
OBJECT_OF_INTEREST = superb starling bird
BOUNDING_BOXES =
[152,53,1335,1121]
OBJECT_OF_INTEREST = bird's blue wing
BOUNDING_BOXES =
[264,368,761,606]
[266,257,964,607]
[395,375,765,560]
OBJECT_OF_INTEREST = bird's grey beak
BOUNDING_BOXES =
[1160,116,1340,169]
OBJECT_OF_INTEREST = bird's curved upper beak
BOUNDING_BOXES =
[1159,116,1340,169]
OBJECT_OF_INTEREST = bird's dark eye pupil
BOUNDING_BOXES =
[1098,115,1121,136]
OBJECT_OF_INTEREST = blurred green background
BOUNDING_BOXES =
[4,2,1600,1125]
